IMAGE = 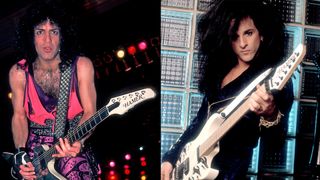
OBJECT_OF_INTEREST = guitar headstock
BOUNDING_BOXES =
[268,44,306,91]
[106,88,156,115]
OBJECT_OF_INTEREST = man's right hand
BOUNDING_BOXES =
[18,162,36,180]
[161,161,173,180]
[11,148,36,180]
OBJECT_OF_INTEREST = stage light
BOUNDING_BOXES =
[8,92,12,99]
[140,170,146,175]
[141,175,147,180]
[106,170,120,180]
[107,174,118,180]
[127,45,136,55]
[137,40,153,64]
[124,153,131,160]
[139,146,144,151]
[109,170,115,175]
[141,161,147,167]
[115,48,131,72]
[140,156,147,167]
[109,160,116,168]
[116,49,125,59]
[140,156,146,161]
[124,169,131,175]
[138,41,147,51]
[123,164,131,175]
[127,45,141,68]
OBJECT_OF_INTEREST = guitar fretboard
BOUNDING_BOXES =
[32,102,119,166]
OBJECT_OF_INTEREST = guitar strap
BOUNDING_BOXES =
[54,59,72,141]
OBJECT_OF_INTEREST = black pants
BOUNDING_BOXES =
[212,148,253,180]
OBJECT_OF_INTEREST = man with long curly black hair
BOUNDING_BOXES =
[8,0,99,179]
[161,0,294,179]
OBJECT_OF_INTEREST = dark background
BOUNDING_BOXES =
[0,0,160,179]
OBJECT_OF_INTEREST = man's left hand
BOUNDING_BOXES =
[249,84,276,117]
[52,138,81,158]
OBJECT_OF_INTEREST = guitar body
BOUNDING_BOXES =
[172,113,224,180]
[32,145,67,180]
[1,145,66,180]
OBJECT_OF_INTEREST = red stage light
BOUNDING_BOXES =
[140,156,146,161]
[127,45,136,55]
[141,161,147,167]
[108,175,117,180]
[124,169,131,175]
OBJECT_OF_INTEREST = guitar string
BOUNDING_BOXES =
[208,95,250,113]
[35,92,147,163]
[34,106,108,163]
[35,94,127,162]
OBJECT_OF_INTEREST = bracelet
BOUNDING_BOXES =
[259,110,283,128]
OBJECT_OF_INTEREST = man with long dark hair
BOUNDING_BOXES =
[8,0,99,179]
[161,0,294,179]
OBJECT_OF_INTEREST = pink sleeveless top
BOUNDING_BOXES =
[17,59,99,179]
[18,58,83,138]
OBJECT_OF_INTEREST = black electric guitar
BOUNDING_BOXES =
[3,88,156,180]
[171,44,306,180]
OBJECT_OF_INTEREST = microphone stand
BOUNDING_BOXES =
[311,52,320,179]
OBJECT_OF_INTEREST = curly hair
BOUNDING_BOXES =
[197,0,285,96]
[15,0,81,63]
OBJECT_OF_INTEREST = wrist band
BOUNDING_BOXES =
[16,147,27,153]
[259,110,283,128]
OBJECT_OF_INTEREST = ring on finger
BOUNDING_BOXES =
[258,105,262,111]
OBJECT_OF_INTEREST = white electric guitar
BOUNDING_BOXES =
[3,88,156,180]
[171,44,306,180]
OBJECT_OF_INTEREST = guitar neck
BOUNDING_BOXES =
[68,102,119,143]
[32,102,119,164]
